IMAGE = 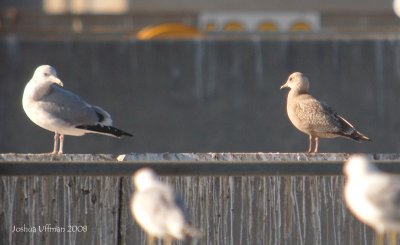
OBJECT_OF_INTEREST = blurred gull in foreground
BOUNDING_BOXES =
[22,65,132,154]
[280,72,371,153]
[344,155,400,245]
[130,168,202,245]
[394,0,400,18]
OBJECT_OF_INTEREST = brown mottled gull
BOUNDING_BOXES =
[344,155,400,245]
[280,72,371,153]
[130,168,202,245]
[22,65,132,154]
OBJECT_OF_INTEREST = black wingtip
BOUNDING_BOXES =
[121,131,134,137]
[76,124,133,138]
[336,131,371,143]
[351,131,371,142]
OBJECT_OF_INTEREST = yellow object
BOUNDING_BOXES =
[223,21,245,32]
[205,22,217,31]
[290,22,312,32]
[258,22,278,32]
[136,23,201,40]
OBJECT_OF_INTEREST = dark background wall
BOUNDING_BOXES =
[0,36,399,154]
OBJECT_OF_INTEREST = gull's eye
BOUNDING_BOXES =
[289,77,292,81]
[44,73,50,77]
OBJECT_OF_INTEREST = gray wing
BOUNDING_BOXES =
[366,176,400,222]
[39,84,100,126]
[294,94,354,135]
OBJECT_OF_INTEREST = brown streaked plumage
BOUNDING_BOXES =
[280,72,371,153]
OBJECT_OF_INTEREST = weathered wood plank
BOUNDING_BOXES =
[2,153,400,176]
[1,153,399,245]
[1,176,121,245]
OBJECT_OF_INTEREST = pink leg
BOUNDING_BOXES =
[308,135,315,153]
[52,132,59,154]
[59,134,65,154]
[314,137,319,153]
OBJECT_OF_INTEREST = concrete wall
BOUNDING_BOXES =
[0,153,389,245]
[1,36,400,154]
[0,0,393,12]
[125,0,391,12]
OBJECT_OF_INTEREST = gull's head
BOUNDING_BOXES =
[280,72,310,93]
[32,65,64,87]
[132,168,159,191]
[343,154,378,178]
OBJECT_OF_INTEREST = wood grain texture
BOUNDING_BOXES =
[2,153,398,245]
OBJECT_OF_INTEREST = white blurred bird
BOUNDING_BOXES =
[22,65,132,154]
[344,155,400,245]
[394,0,400,18]
[130,168,202,245]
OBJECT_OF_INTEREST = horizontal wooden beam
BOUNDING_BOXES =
[1,160,400,176]
[0,160,340,176]
[0,153,399,176]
